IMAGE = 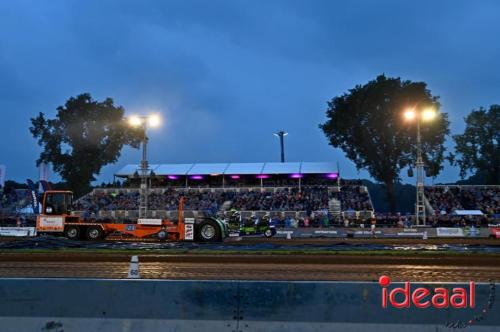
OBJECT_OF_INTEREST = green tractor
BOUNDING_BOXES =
[227,211,276,238]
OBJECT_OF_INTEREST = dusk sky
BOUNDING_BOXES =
[1,0,499,184]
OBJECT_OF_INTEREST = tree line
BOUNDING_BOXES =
[320,74,499,211]
[29,76,499,211]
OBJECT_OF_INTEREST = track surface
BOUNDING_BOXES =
[1,236,499,252]
[0,252,499,282]
[0,236,499,281]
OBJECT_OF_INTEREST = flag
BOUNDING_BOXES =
[0,165,6,188]
[27,179,40,214]
[39,163,49,192]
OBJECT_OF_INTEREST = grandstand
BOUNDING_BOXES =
[0,188,34,226]
[4,161,497,227]
[0,188,32,213]
[425,185,500,215]
[75,162,375,224]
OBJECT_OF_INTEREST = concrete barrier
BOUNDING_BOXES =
[0,279,498,331]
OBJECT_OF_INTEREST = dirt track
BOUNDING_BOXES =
[0,236,498,281]
[0,252,499,282]
[230,237,500,246]
[0,236,498,246]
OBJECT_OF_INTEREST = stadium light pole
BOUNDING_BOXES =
[403,107,437,226]
[128,114,161,218]
[273,130,288,163]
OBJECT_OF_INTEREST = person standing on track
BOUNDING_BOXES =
[370,217,376,237]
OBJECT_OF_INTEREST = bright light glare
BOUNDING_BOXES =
[422,108,437,121]
[403,109,416,121]
[128,116,143,127]
[148,114,161,127]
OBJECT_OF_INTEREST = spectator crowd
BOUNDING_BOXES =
[74,184,374,217]
[425,186,500,215]
[331,185,372,211]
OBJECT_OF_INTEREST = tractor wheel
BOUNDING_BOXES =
[86,226,103,241]
[264,228,276,238]
[157,230,168,240]
[196,219,222,242]
[64,226,80,240]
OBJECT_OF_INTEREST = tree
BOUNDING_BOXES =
[452,105,500,185]
[319,75,450,212]
[30,93,143,196]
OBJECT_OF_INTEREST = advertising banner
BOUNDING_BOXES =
[491,228,500,239]
[137,219,162,225]
[37,216,64,232]
[0,227,36,237]
[436,227,464,237]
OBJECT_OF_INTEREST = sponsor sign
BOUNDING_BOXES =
[137,218,162,225]
[38,216,64,231]
[379,275,496,329]
[276,230,294,235]
[354,230,382,235]
[436,227,464,237]
[463,226,480,237]
[314,230,338,235]
[184,218,195,224]
[184,224,194,240]
[379,275,475,309]
[396,232,424,236]
[0,227,37,237]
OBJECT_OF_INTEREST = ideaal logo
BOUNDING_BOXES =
[379,275,496,329]
[379,275,475,309]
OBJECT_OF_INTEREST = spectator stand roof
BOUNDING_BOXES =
[115,162,338,177]
[452,210,484,216]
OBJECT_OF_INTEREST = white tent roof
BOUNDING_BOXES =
[300,162,338,174]
[223,163,264,175]
[115,164,160,176]
[262,162,301,174]
[154,164,194,175]
[452,210,484,216]
[115,162,338,177]
[187,163,229,175]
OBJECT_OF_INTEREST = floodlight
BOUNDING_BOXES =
[148,114,161,127]
[403,108,416,121]
[422,108,437,121]
[128,116,143,127]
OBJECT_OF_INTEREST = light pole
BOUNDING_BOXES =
[128,114,161,218]
[273,130,288,163]
[404,107,437,226]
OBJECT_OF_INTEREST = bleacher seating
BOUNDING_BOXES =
[425,185,500,215]
[74,182,375,222]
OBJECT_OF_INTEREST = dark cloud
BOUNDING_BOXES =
[0,0,499,184]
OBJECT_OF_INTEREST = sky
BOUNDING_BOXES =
[0,0,499,185]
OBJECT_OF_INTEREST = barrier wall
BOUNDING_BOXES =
[0,227,36,237]
[0,279,498,331]
[274,227,494,238]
